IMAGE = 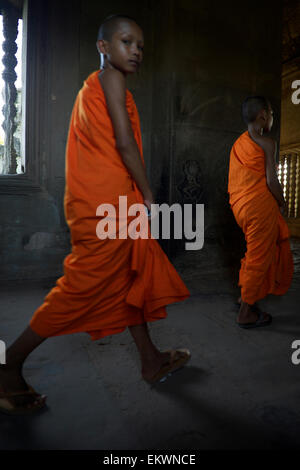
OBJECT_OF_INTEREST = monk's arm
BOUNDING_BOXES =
[99,69,153,207]
[263,138,285,208]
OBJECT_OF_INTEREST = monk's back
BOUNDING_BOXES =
[228,131,269,206]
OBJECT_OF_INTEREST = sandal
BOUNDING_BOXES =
[145,349,191,385]
[237,310,272,329]
[0,383,47,415]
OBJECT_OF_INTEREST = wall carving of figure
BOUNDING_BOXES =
[177,159,204,204]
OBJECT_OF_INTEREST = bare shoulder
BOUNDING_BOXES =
[99,68,126,91]
[255,134,276,153]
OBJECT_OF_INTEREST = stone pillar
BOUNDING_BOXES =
[1,4,19,174]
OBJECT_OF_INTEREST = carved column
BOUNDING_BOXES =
[1,5,18,174]
[295,153,300,218]
[289,154,296,218]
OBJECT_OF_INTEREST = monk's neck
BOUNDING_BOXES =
[100,59,128,78]
[248,123,264,138]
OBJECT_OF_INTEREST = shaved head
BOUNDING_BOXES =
[242,96,269,124]
[97,14,139,42]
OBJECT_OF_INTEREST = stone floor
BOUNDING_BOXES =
[0,239,300,450]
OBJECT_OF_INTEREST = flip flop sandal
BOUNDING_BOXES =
[145,349,191,385]
[0,383,47,415]
[236,310,272,329]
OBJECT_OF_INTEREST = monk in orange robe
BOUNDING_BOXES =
[228,96,293,328]
[0,15,190,415]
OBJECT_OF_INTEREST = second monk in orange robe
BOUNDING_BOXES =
[228,96,293,328]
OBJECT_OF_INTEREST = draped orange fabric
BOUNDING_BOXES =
[228,131,293,305]
[30,70,190,341]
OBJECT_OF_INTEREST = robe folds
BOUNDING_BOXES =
[228,131,293,305]
[30,70,190,341]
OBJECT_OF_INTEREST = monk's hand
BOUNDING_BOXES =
[143,192,155,219]
[144,199,154,218]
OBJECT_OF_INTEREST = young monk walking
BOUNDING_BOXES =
[0,15,191,414]
[228,96,294,328]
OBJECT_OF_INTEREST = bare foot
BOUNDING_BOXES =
[141,349,191,383]
[141,351,173,382]
[237,302,270,325]
[0,365,47,409]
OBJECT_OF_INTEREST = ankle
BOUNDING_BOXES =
[140,350,159,365]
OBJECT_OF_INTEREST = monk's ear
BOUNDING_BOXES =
[97,39,108,55]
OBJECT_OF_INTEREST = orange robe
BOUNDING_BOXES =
[30,70,190,341]
[228,131,293,305]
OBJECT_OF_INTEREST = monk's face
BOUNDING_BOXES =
[100,21,144,74]
[263,103,274,132]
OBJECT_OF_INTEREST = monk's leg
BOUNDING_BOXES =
[129,323,175,381]
[236,201,278,324]
[237,300,259,324]
[0,326,47,408]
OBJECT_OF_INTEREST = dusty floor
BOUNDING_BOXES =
[0,240,300,450]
